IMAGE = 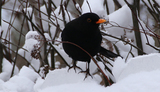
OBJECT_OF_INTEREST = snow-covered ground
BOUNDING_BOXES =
[1,53,160,92]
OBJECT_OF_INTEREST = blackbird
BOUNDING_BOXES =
[61,13,120,77]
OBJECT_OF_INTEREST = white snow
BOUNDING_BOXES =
[40,68,92,89]
[106,70,160,92]
[117,53,160,81]
[0,66,39,92]
[0,58,19,81]
[104,5,133,36]
[112,57,126,81]
[25,31,40,41]
[1,53,160,92]
[18,66,40,82]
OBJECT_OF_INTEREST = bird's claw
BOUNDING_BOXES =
[68,65,83,73]
[79,69,93,80]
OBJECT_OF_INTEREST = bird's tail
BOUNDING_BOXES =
[99,47,122,58]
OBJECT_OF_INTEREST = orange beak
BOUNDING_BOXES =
[96,19,106,24]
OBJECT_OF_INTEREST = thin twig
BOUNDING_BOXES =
[11,12,27,77]
[101,31,146,54]
[86,0,92,13]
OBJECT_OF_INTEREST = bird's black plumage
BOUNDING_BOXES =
[61,13,120,77]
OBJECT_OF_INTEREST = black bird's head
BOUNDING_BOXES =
[78,13,106,28]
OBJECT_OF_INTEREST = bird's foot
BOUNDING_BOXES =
[79,68,93,80]
[68,65,82,73]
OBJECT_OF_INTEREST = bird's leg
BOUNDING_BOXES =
[68,60,82,72]
[79,61,93,80]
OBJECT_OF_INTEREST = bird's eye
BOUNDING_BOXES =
[87,18,92,22]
